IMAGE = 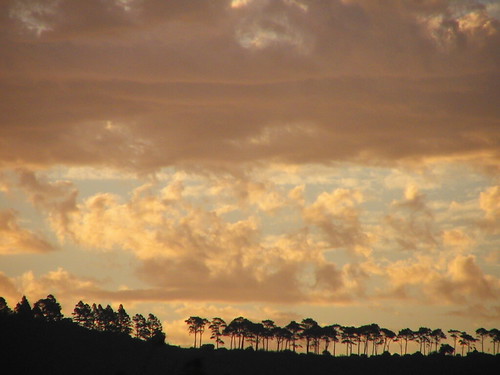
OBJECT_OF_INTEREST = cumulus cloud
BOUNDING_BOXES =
[1,172,376,304]
[442,228,475,252]
[384,186,439,251]
[0,272,21,302]
[12,169,79,240]
[303,188,370,256]
[0,209,56,254]
[0,267,115,313]
[382,254,500,305]
[17,267,103,302]
[431,254,499,305]
[479,185,500,233]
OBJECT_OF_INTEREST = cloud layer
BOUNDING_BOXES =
[1,0,499,173]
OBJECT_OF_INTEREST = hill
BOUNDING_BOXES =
[1,316,497,375]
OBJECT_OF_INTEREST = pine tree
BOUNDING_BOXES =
[209,317,227,349]
[102,305,119,332]
[72,301,94,329]
[132,313,150,340]
[14,296,33,319]
[0,297,12,317]
[93,304,106,331]
[117,304,132,335]
[33,294,63,322]
[32,303,43,319]
[147,313,165,344]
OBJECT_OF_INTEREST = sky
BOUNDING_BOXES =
[0,0,499,349]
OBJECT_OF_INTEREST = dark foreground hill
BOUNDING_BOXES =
[1,317,497,375]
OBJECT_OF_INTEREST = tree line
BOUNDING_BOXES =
[1,295,498,356]
[0,295,165,344]
[185,316,500,356]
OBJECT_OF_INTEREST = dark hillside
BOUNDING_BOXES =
[1,316,497,375]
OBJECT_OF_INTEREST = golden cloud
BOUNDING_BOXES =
[0,209,56,254]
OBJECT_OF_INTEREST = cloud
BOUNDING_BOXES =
[479,185,500,233]
[16,268,106,304]
[0,209,56,254]
[303,188,369,255]
[0,1,498,173]
[435,254,500,302]
[3,173,375,304]
[383,186,439,251]
[442,228,475,252]
[0,267,113,313]
[382,253,500,305]
[13,169,78,240]
[0,272,21,302]
[447,304,500,322]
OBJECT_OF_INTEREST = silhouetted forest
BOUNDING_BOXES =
[1,295,498,375]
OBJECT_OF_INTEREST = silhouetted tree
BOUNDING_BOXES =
[459,332,477,355]
[489,328,500,354]
[32,303,43,320]
[132,313,150,340]
[247,322,266,350]
[475,328,488,353]
[147,313,165,344]
[117,304,132,335]
[0,297,12,317]
[224,316,253,350]
[380,328,396,354]
[414,327,431,354]
[448,329,461,355]
[301,318,319,354]
[353,327,363,355]
[341,326,357,356]
[262,319,276,351]
[73,301,94,329]
[102,305,119,332]
[92,304,105,331]
[310,324,324,354]
[285,321,302,353]
[33,294,63,322]
[359,324,380,356]
[14,295,33,319]
[185,316,208,348]
[209,317,226,349]
[273,326,290,352]
[223,319,236,349]
[439,343,455,355]
[430,329,446,353]
[398,328,413,355]
[322,325,338,355]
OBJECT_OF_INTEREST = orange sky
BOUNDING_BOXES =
[0,0,499,347]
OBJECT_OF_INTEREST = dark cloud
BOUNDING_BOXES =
[0,0,498,172]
